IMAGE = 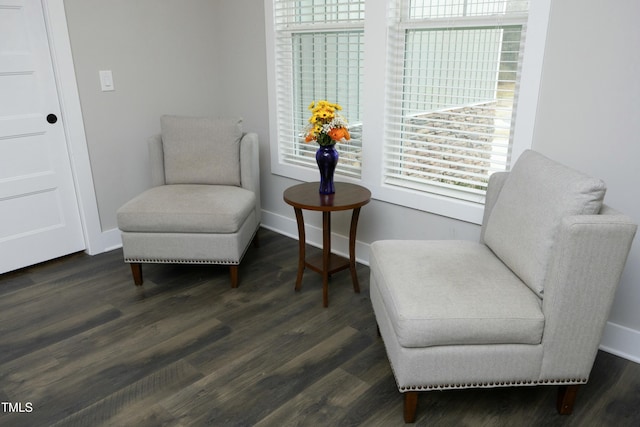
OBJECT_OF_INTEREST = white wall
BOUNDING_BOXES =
[64,0,223,232]
[63,0,640,361]
[531,0,640,360]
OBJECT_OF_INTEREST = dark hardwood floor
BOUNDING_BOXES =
[1,228,639,426]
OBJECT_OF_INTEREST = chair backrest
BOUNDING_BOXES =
[147,121,262,225]
[151,115,244,186]
[482,150,606,297]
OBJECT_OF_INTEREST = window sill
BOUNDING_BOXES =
[373,181,486,225]
[272,158,485,225]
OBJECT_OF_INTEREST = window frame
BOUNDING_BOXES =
[382,1,531,207]
[265,0,551,224]
[266,0,365,185]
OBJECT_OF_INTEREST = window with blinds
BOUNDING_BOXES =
[273,0,365,178]
[385,0,529,202]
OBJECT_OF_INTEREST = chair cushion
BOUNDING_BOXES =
[370,240,544,348]
[484,150,606,297]
[160,115,242,186]
[117,185,255,233]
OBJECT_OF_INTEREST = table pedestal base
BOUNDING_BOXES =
[293,208,361,307]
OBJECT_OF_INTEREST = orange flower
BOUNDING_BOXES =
[328,127,350,141]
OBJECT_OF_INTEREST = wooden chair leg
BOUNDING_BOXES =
[557,384,580,415]
[230,265,239,288]
[130,263,143,286]
[404,391,418,423]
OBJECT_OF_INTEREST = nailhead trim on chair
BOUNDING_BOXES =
[122,228,259,268]
[124,258,239,266]
[399,378,588,391]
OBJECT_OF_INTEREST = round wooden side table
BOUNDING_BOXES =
[283,182,371,307]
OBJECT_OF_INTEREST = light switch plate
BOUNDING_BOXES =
[99,70,115,91]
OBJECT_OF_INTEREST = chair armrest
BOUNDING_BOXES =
[148,134,165,186]
[480,171,509,243]
[240,132,261,223]
[540,206,637,379]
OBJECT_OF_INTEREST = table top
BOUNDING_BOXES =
[283,182,371,212]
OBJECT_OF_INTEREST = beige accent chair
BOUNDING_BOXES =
[117,116,261,288]
[369,150,637,423]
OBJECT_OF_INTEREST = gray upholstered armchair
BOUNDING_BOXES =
[117,115,261,288]
[369,150,637,423]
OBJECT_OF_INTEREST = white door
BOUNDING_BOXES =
[0,0,85,273]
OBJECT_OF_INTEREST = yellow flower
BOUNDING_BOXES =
[303,99,349,146]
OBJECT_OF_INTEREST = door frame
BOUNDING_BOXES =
[41,0,105,255]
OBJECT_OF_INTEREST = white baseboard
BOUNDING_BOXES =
[260,209,371,266]
[85,227,122,255]
[600,321,640,364]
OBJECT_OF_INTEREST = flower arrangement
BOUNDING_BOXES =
[304,100,350,146]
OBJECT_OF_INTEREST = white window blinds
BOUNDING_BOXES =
[273,0,364,178]
[385,0,529,202]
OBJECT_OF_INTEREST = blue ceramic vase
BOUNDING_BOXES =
[316,144,339,194]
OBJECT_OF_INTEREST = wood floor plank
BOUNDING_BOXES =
[0,304,121,364]
[1,228,639,426]
[159,326,370,426]
[48,360,201,427]
[253,367,371,426]
[2,309,227,424]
